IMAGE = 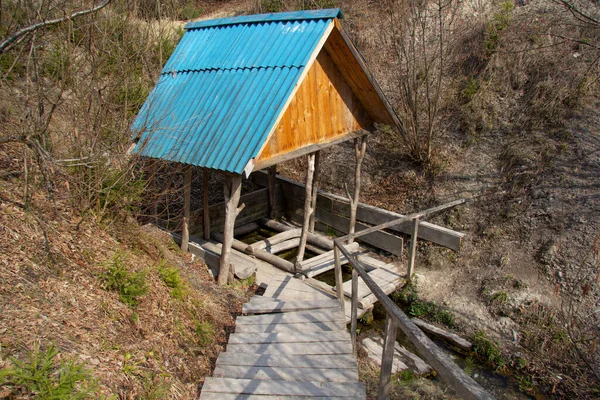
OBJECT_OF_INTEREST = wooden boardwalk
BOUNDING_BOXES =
[199,291,366,399]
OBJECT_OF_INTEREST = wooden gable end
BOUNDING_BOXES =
[255,50,373,166]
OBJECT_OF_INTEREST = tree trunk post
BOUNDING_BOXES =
[309,151,321,233]
[407,216,420,280]
[181,166,192,252]
[377,313,398,400]
[295,153,316,271]
[203,169,210,240]
[347,136,367,242]
[218,174,243,286]
[268,165,278,219]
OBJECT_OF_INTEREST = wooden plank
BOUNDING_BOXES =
[235,320,344,333]
[201,378,365,397]
[412,318,472,351]
[362,337,408,375]
[228,331,349,345]
[236,309,345,326]
[259,218,333,250]
[216,353,358,370]
[200,394,361,400]
[364,335,432,376]
[250,229,301,251]
[242,299,340,315]
[378,314,398,399]
[263,238,300,255]
[343,268,404,299]
[213,365,358,383]
[226,341,354,355]
[300,242,359,271]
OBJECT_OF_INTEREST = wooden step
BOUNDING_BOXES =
[236,310,345,326]
[235,320,345,333]
[300,242,360,277]
[216,353,358,370]
[228,331,349,345]
[342,267,405,309]
[213,365,359,382]
[200,377,366,398]
[200,394,362,400]
[242,299,341,315]
[226,340,354,355]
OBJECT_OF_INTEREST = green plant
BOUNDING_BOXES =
[0,343,96,399]
[490,291,509,304]
[179,2,203,20]
[158,261,187,299]
[472,331,506,371]
[194,321,215,346]
[141,372,171,399]
[397,369,415,384]
[460,77,480,102]
[485,1,514,56]
[102,253,148,307]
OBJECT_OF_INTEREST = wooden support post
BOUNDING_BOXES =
[346,136,367,241]
[351,267,359,353]
[407,217,420,280]
[334,245,346,315]
[218,174,243,286]
[181,166,192,252]
[309,151,320,233]
[378,313,398,400]
[203,169,210,240]
[268,165,277,219]
[295,153,316,271]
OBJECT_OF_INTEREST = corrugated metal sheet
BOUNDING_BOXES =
[131,10,339,174]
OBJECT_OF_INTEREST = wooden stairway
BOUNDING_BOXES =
[199,296,366,399]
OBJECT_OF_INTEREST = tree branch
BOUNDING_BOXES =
[0,0,112,54]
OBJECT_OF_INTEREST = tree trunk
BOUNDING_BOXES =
[203,169,210,240]
[347,136,367,241]
[181,166,192,252]
[218,174,242,286]
[309,151,321,233]
[295,153,316,270]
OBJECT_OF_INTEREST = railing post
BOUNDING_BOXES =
[333,244,346,315]
[351,268,359,353]
[377,313,398,400]
[407,216,420,280]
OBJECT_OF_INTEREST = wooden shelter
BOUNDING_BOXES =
[130,9,402,285]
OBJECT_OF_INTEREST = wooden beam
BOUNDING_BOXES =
[347,136,367,240]
[377,313,398,400]
[250,229,301,252]
[267,165,277,219]
[203,169,210,240]
[309,151,321,233]
[259,218,334,250]
[181,166,192,252]
[295,153,316,270]
[218,174,243,286]
[407,217,420,280]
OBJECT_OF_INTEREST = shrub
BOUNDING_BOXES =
[0,343,96,399]
[158,261,186,299]
[102,253,148,307]
[194,321,215,346]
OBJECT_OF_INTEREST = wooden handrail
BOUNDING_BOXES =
[333,198,494,400]
[336,198,467,244]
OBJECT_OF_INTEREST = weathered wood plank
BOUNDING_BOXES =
[227,341,354,355]
[300,242,359,271]
[412,318,472,351]
[201,377,365,397]
[213,365,359,383]
[216,353,357,369]
[250,229,301,251]
[342,267,404,303]
[363,335,432,376]
[242,299,340,314]
[236,310,345,325]
[228,331,349,345]
[235,320,345,333]
[259,218,334,250]
[200,394,360,400]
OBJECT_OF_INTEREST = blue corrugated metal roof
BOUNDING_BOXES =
[131,9,340,174]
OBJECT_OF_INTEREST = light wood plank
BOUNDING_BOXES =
[213,365,358,382]
[226,341,353,355]
[201,377,365,397]
[216,353,357,370]
[228,331,349,345]
[242,299,340,315]
[250,229,301,251]
[412,318,472,351]
[236,310,345,326]
[200,394,361,400]
[235,320,344,333]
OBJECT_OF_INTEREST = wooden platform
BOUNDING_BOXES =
[199,295,366,399]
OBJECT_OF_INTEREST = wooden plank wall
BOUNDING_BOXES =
[251,173,464,251]
[256,51,372,164]
[188,186,283,236]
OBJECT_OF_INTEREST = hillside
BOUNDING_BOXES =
[1,0,599,399]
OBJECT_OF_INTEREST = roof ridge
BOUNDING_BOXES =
[185,8,343,30]
[160,65,304,76]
